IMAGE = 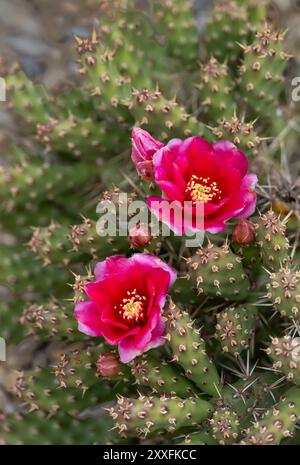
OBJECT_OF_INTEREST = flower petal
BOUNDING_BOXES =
[75,300,102,337]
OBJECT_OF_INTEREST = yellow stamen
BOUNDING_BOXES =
[116,289,146,322]
[186,175,221,203]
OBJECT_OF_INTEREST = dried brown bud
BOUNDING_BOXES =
[96,353,121,380]
[232,220,256,246]
[128,223,152,250]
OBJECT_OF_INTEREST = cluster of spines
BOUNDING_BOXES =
[209,114,264,156]
[127,87,205,141]
[208,407,240,445]
[266,336,300,386]
[215,305,257,357]
[219,372,285,428]
[179,430,218,445]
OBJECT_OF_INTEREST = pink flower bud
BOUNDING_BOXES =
[232,220,256,246]
[96,353,121,380]
[131,127,164,181]
[128,223,152,250]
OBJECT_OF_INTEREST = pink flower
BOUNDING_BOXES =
[131,127,164,180]
[146,137,257,234]
[75,253,176,363]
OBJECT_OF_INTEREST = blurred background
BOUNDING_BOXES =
[1,0,300,153]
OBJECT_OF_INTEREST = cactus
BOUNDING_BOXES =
[240,387,300,445]
[164,303,220,396]
[152,0,198,67]
[130,354,196,397]
[265,266,300,322]
[254,211,290,271]
[215,305,257,357]
[6,69,52,125]
[0,411,108,445]
[107,394,212,439]
[209,114,264,157]
[196,57,234,122]
[205,0,267,66]
[187,242,251,301]
[238,23,291,119]
[19,299,80,342]
[1,0,300,447]
[27,217,128,267]
[266,336,300,386]
[205,1,250,65]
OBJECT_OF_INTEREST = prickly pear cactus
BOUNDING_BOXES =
[1,0,300,447]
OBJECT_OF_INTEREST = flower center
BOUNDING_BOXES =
[116,289,146,322]
[186,175,222,203]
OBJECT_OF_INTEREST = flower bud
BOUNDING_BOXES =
[232,220,256,246]
[131,127,164,180]
[96,353,121,380]
[128,223,152,250]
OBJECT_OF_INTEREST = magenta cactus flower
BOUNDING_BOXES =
[146,136,257,234]
[131,127,164,180]
[75,253,176,363]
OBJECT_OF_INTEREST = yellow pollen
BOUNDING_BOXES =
[186,175,221,203]
[115,289,146,322]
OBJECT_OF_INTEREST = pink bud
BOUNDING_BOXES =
[232,220,256,246]
[96,353,121,380]
[128,223,152,250]
[131,127,164,181]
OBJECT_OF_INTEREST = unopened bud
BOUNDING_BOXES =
[131,127,164,181]
[128,223,152,250]
[96,353,121,380]
[232,220,256,246]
